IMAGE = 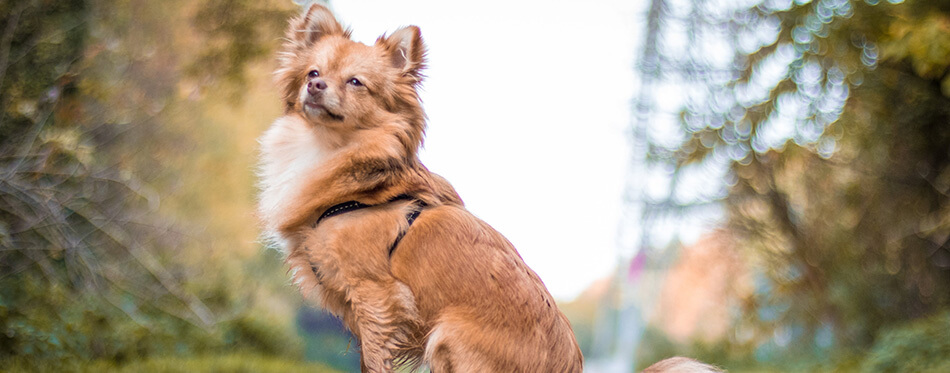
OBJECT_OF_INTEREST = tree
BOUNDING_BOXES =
[634,0,950,363]
[0,0,298,366]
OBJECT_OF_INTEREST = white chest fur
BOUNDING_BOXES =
[257,115,331,252]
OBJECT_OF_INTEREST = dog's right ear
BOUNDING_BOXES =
[288,4,344,46]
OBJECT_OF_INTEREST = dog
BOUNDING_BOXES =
[257,4,583,372]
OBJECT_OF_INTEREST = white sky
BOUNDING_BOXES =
[329,0,644,300]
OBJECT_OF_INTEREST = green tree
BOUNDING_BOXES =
[635,0,950,366]
[0,0,301,367]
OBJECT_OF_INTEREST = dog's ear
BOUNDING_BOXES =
[289,4,345,46]
[378,26,427,82]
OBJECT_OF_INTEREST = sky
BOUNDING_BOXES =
[327,0,645,300]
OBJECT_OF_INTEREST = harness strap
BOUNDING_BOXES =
[313,200,372,227]
[389,200,425,256]
[313,195,426,257]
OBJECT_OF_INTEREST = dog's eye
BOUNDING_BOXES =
[348,78,363,87]
[308,70,319,78]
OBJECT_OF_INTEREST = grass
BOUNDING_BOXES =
[4,353,343,373]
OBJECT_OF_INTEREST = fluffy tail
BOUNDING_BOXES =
[642,357,724,373]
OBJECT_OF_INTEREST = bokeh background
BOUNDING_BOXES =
[1,0,949,372]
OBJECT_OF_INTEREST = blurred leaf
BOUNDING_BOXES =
[0,0,309,368]
[633,0,950,369]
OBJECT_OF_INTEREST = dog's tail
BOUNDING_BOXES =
[642,357,725,373]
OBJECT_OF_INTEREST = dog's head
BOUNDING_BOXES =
[276,4,427,138]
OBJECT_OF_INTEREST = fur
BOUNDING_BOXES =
[642,357,725,372]
[258,4,583,372]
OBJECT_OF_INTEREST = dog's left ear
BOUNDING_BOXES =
[378,26,427,82]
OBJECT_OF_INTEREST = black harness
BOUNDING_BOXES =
[313,194,426,256]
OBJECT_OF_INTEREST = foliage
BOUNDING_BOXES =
[0,0,307,369]
[724,0,950,351]
[187,0,292,99]
[298,306,361,372]
[633,326,680,371]
[635,0,950,367]
[3,353,341,373]
[634,323,864,373]
[860,311,950,373]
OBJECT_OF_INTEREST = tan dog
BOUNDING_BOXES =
[258,4,583,372]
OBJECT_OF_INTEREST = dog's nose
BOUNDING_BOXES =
[307,79,328,94]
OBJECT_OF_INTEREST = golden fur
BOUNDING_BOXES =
[258,4,582,372]
[642,357,725,372]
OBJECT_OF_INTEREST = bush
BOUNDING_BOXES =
[2,353,340,373]
[861,311,950,373]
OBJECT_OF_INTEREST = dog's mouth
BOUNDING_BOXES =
[304,101,344,121]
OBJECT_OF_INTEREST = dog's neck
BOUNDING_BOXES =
[257,111,429,251]
[305,112,424,160]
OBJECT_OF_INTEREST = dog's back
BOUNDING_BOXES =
[392,204,583,372]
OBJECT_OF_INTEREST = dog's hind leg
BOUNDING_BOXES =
[424,320,498,373]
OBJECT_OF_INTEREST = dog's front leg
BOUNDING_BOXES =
[350,281,403,373]
[360,356,385,373]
